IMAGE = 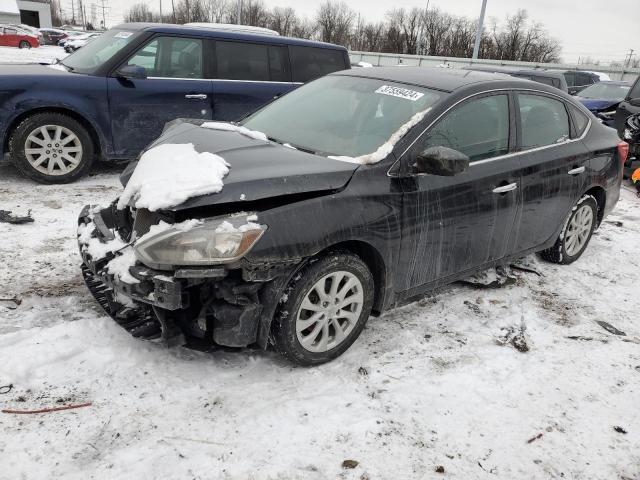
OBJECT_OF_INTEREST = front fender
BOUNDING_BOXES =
[0,75,112,157]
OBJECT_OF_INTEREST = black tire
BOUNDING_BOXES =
[540,195,598,265]
[18,40,31,49]
[10,112,96,184]
[273,252,374,366]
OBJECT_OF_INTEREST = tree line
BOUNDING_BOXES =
[123,0,562,63]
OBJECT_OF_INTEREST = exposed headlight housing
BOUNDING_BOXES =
[134,213,266,270]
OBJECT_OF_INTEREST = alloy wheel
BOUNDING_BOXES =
[24,125,83,176]
[295,271,364,353]
[565,205,594,256]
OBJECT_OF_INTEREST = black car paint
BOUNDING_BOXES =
[79,68,623,350]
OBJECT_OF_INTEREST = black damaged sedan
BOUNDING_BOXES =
[78,67,626,365]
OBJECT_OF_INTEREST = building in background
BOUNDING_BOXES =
[0,0,52,28]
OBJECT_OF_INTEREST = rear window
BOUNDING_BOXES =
[289,46,346,83]
[215,41,286,82]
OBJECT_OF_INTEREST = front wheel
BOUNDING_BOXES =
[10,112,95,184]
[18,40,31,49]
[273,253,374,366]
[540,195,598,264]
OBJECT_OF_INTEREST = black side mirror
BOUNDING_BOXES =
[117,64,147,80]
[414,146,470,176]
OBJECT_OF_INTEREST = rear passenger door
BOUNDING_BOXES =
[397,93,521,292]
[513,93,591,252]
[211,41,294,121]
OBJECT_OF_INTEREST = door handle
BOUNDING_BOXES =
[185,94,208,99]
[568,166,585,175]
[492,183,518,194]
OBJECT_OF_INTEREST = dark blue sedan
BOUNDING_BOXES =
[0,23,350,183]
[575,81,631,127]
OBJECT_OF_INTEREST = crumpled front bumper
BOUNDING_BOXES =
[77,205,195,339]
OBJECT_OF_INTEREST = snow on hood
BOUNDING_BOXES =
[201,122,268,142]
[329,108,432,165]
[117,143,230,211]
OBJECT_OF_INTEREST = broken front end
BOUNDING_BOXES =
[77,203,296,348]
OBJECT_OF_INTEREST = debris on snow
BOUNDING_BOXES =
[613,426,628,434]
[462,266,517,289]
[117,143,230,211]
[495,318,530,353]
[200,121,268,142]
[341,460,359,469]
[435,465,445,473]
[595,320,626,336]
[526,433,544,444]
[2,402,92,415]
[328,108,432,165]
[0,209,34,224]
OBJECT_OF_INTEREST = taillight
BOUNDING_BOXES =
[618,142,629,164]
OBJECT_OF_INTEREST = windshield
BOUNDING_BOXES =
[242,75,443,158]
[62,29,141,74]
[579,83,630,100]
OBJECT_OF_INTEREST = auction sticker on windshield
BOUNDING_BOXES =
[375,85,424,101]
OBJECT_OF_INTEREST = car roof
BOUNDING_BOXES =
[332,66,541,93]
[113,23,347,51]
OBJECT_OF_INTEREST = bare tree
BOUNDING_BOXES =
[315,1,355,46]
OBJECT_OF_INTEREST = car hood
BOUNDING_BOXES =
[119,121,360,211]
[577,98,621,111]
[0,63,71,77]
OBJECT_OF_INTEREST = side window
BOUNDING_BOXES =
[6,28,17,35]
[419,94,510,162]
[518,94,570,149]
[576,72,592,86]
[564,72,575,87]
[268,46,287,82]
[289,46,346,83]
[568,104,590,138]
[127,37,203,79]
[627,78,640,100]
[215,41,270,81]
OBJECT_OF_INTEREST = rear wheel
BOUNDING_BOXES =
[273,253,374,366]
[18,40,31,49]
[540,195,598,264]
[10,112,95,184]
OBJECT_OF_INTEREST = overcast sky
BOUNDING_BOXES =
[99,0,639,64]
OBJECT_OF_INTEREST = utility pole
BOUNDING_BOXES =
[96,0,108,28]
[471,0,488,60]
[625,49,635,68]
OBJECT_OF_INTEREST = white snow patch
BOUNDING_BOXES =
[329,108,432,165]
[240,193,246,200]
[105,247,139,284]
[200,121,268,142]
[282,143,296,150]
[117,143,229,211]
[136,219,202,244]
[77,223,128,260]
[357,61,374,68]
[47,63,68,72]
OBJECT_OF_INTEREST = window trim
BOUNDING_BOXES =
[388,88,592,177]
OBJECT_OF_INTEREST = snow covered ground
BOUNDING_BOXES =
[1,158,639,479]
[0,45,67,64]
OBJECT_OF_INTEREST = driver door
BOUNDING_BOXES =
[397,93,523,293]
[107,36,214,157]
